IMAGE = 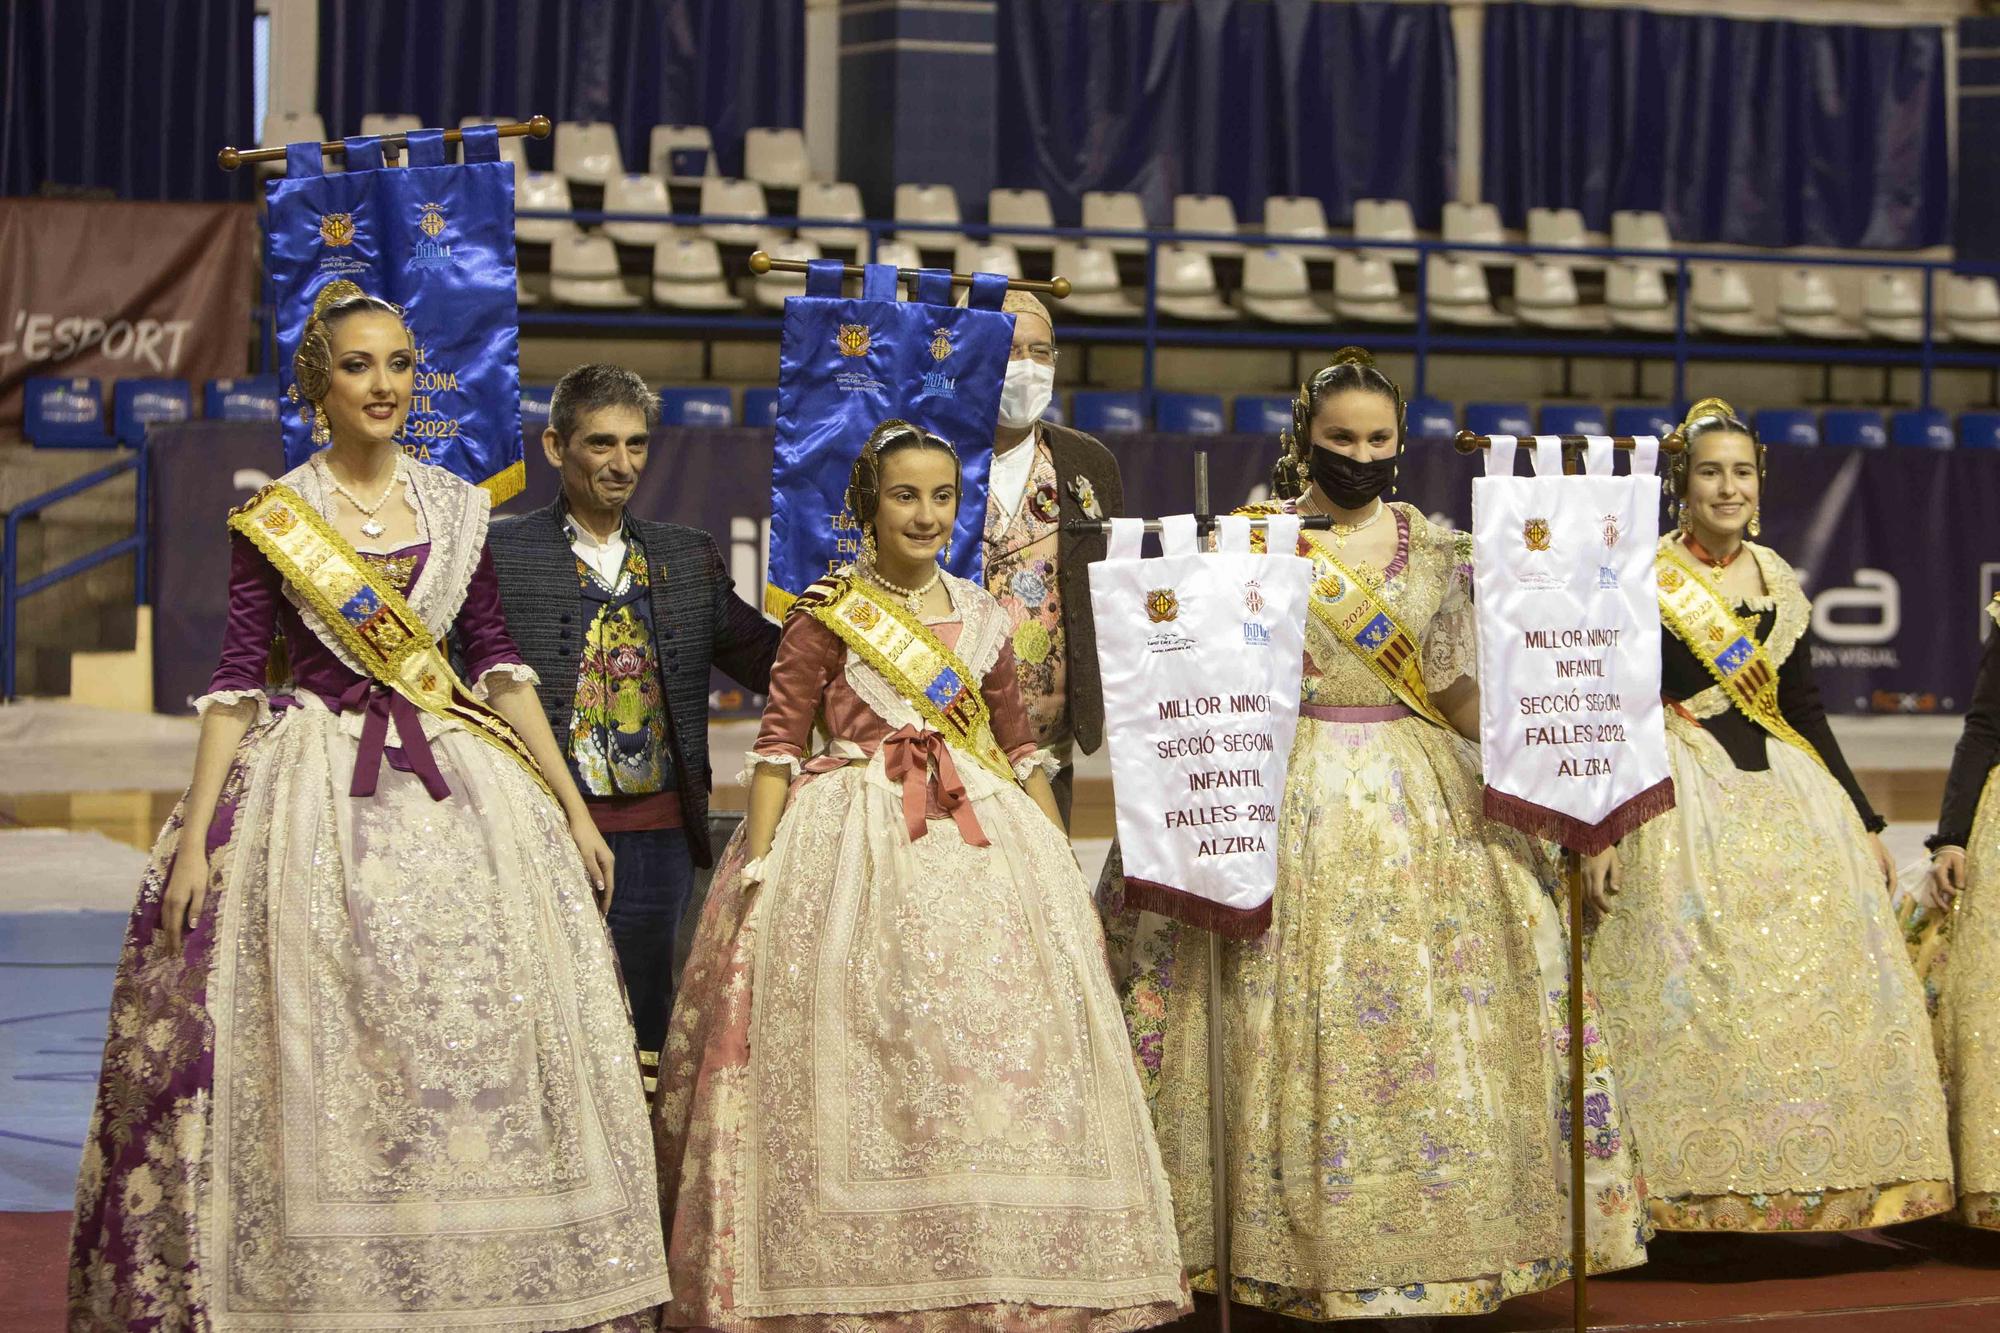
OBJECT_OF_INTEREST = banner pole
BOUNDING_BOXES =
[1569,851,1590,1333]
[1193,451,1232,1333]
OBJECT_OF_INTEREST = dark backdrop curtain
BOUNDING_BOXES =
[317,0,803,177]
[1482,3,1948,249]
[0,0,255,201]
[997,0,1455,228]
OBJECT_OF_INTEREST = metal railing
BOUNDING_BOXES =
[508,208,1999,412]
[1,444,150,700]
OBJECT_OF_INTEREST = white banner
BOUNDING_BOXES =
[1091,513,1310,936]
[1472,434,1674,852]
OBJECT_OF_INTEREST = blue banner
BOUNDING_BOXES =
[766,262,1012,615]
[264,125,523,498]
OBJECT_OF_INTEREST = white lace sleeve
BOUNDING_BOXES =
[193,688,269,722]
[1013,748,1062,783]
[472,661,540,700]
[1421,539,1479,698]
[738,750,804,785]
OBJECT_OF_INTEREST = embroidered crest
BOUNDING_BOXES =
[837,323,871,357]
[1660,565,1686,593]
[929,326,954,362]
[1524,517,1552,552]
[259,505,298,537]
[1145,588,1179,623]
[319,213,356,247]
[1602,514,1623,549]
[1069,475,1103,519]
[418,202,447,239]
[845,598,882,631]
[1244,581,1265,615]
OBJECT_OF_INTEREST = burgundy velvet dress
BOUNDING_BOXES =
[68,458,669,1332]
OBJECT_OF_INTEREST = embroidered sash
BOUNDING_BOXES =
[1299,533,1452,730]
[804,576,1018,784]
[1655,541,1828,772]
[229,483,552,796]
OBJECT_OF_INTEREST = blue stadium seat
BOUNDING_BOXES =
[1462,402,1531,438]
[204,375,281,422]
[1891,409,1953,449]
[24,377,114,448]
[521,384,557,436]
[1820,409,1887,449]
[658,387,735,428]
[1233,394,1293,436]
[113,379,192,445]
[1611,405,1676,438]
[1155,392,1225,434]
[1539,404,1609,436]
[743,387,780,428]
[1960,412,2000,450]
[1070,390,1145,435]
[1407,395,1455,438]
[1754,409,1819,447]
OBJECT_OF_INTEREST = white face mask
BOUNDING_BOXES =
[997,358,1055,431]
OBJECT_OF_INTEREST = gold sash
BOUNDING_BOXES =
[804,576,1018,783]
[1655,541,1827,771]
[1299,533,1452,729]
[228,483,552,795]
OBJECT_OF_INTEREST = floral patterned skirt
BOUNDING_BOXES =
[1105,713,1649,1321]
[68,703,670,1332]
[653,759,1188,1331]
[1940,767,2000,1229]
[1588,718,1954,1232]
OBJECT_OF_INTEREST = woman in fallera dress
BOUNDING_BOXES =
[1924,595,2000,1229]
[1107,349,1649,1321]
[652,420,1187,1332]
[67,283,670,1331]
[1585,397,1953,1232]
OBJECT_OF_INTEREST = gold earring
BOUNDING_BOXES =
[1749,506,1761,539]
[309,403,330,445]
[862,527,878,564]
[942,534,954,564]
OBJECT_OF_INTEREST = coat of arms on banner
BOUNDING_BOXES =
[930,327,954,361]
[1524,517,1552,551]
[1146,588,1179,622]
[837,323,871,357]
[319,213,355,246]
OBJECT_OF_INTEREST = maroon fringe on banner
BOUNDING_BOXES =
[1482,777,1677,856]
[1119,876,1273,940]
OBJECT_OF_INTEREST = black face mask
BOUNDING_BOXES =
[1308,446,1397,509]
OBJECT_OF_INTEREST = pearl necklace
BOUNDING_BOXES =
[317,455,405,539]
[1304,495,1386,550]
[864,559,941,615]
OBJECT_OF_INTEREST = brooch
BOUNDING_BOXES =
[1068,475,1103,519]
[1030,481,1061,524]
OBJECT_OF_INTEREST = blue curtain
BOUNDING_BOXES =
[316,0,802,177]
[997,0,1456,228]
[1482,3,1948,249]
[0,0,256,201]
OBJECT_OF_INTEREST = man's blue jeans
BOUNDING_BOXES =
[603,826,695,1051]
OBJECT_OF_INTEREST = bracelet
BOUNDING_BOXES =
[1932,845,1966,860]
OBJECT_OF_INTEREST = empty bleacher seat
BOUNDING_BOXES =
[1526,206,1589,267]
[1692,266,1779,337]
[517,271,540,309]
[1071,391,1146,434]
[1960,412,2000,449]
[1407,396,1456,438]
[515,171,580,244]
[797,180,868,252]
[1865,274,1928,343]
[24,377,113,447]
[554,121,622,187]
[1778,269,1861,340]
[1155,392,1226,434]
[893,183,964,250]
[700,177,777,248]
[204,376,281,422]
[1515,259,1605,330]
[869,239,922,273]
[1607,263,1675,334]
[113,379,192,445]
[743,387,781,428]
[521,384,557,436]
[750,237,820,311]
[1442,202,1505,264]
[603,174,676,247]
[1611,405,1676,439]
[653,237,745,310]
[1333,254,1413,324]
[1946,277,2000,344]
[1821,409,1887,448]
[1891,408,1952,449]
[1082,191,1150,255]
[1539,404,1608,436]
[988,188,1056,250]
[1155,246,1237,321]
[1352,198,1417,264]
[1240,248,1326,324]
[1172,194,1242,256]
[1261,196,1337,260]
[1463,402,1532,438]
[658,388,734,428]
[955,241,1024,281]
[1233,395,1293,435]
[550,235,639,307]
[1754,409,1819,446]
[1426,256,1511,328]
[1610,210,1673,267]
[743,127,809,189]
[1055,241,1141,318]
[649,124,716,184]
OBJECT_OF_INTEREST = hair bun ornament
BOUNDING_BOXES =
[310,278,367,323]
[1681,395,1737,431]
[1330,345,1376,368]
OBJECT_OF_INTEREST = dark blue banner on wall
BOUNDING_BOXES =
[1481,3,1949,249]
[317,0,803,177]
[996,0,1456,228]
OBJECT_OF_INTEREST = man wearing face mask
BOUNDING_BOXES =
[981,289,1122,823]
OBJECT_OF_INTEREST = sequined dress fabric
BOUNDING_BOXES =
[1588,541,1952,1231]
[67,462,670,1332]
[1105,504,1649,1320]
[652,573,1187,1331]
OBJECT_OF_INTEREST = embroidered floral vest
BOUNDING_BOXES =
[569,537,673,795]
[982,439,1070,755]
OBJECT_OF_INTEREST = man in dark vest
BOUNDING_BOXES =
[488,363,778,1051]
